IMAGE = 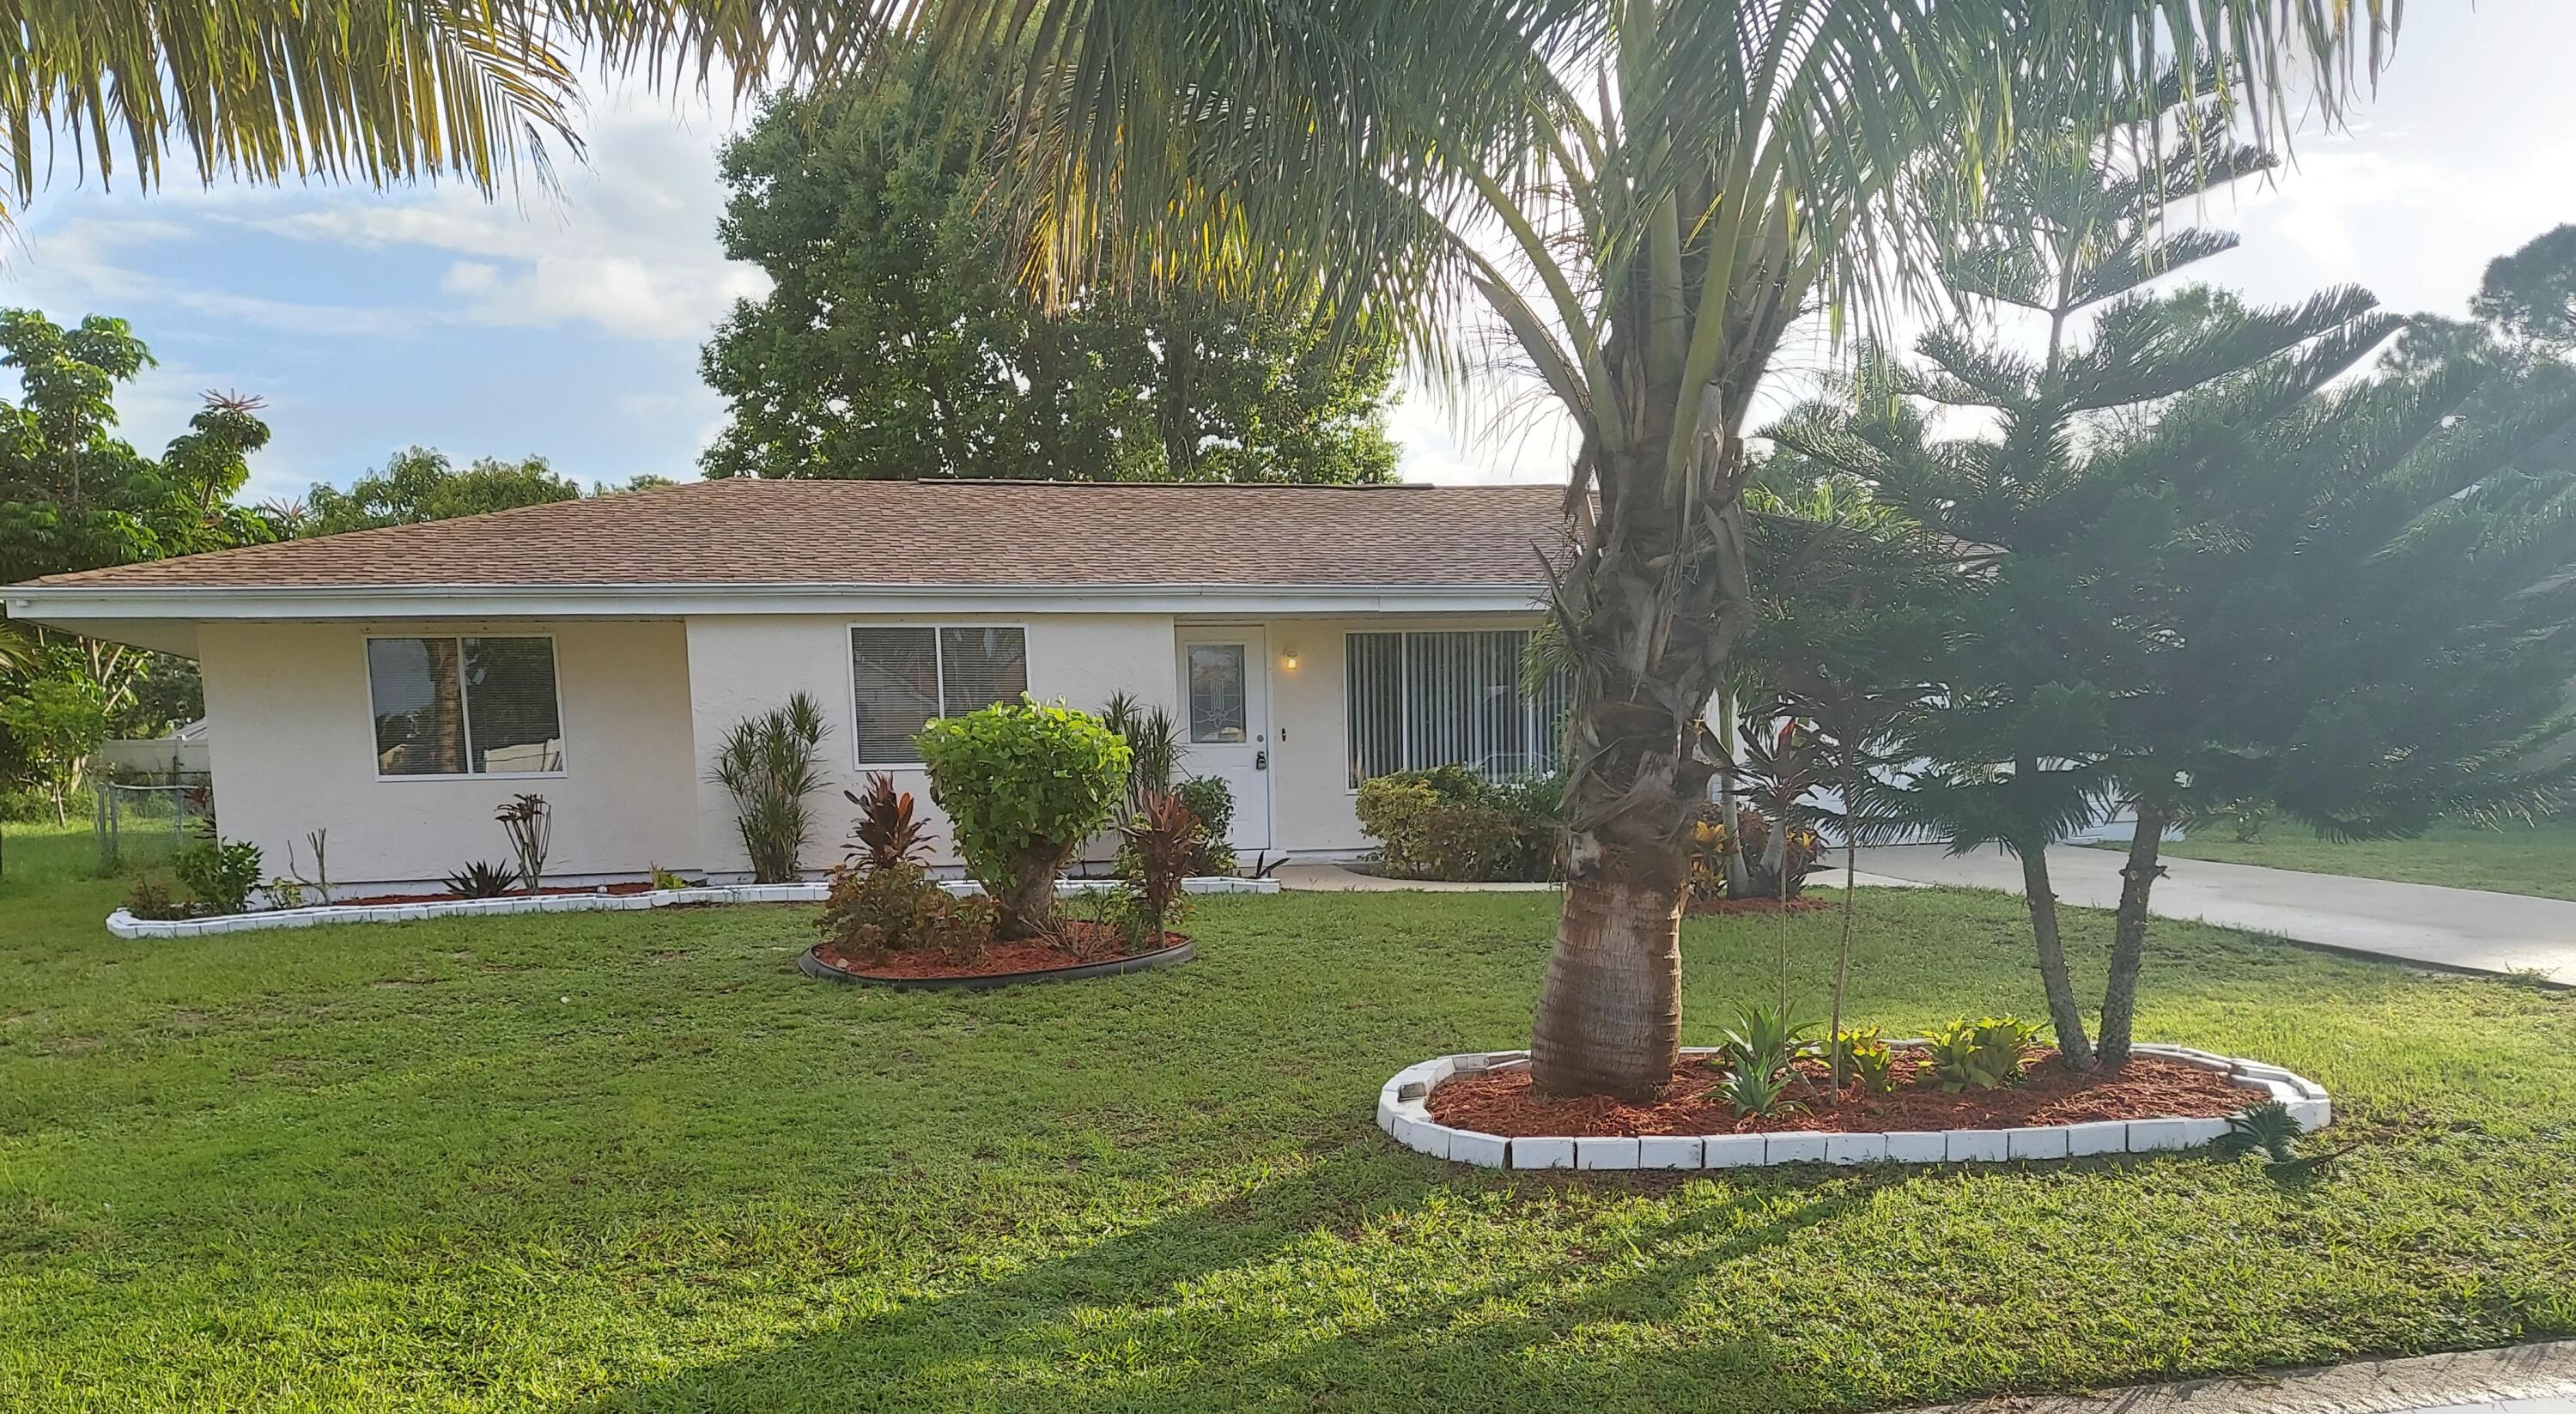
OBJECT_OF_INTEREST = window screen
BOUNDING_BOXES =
[851,625,1030,762]
[1346,629,1568,786]
[368,636,561,776]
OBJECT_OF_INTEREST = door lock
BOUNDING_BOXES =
[1254,749,1269,771]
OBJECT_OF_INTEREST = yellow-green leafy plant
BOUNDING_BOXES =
[1923,1017,2045,1092]
[917,698,1128,938]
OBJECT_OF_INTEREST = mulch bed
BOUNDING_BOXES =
[1426,1048,2251,1138]
[1685,895,1834,917]
[333,882,662,907]
[812,921,1179,980]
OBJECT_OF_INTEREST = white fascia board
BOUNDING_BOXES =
[6,580,1547,623]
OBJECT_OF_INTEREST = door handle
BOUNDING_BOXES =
[1254,750,1268,771]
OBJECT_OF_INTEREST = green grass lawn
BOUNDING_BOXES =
[2138,816,2576,901]
[4,822,2574,1413]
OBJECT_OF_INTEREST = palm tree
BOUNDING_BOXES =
[0,3,848,226]
[853,1,2395,1098]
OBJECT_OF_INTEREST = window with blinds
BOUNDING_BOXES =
[368,635,563,776]
[851,625,1030,762]
[1346,629,1570,786]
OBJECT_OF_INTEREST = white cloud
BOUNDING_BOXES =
[233,82,770,342]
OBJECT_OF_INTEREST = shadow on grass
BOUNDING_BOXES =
[568,1144,1867,1413]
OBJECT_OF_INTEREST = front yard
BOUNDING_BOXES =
[4,823,2574,1412]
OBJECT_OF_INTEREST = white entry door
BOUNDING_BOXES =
[1176,628,1273,853]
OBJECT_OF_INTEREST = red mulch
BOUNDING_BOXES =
[812,921,1181,980]
[1684,895,1833,917]
[1426,1048,2250,1138]
[333,881,661,907]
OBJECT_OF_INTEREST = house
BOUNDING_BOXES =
[6,479,1572,889]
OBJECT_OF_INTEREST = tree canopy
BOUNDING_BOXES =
[294,448,582,537]
[700,74,1400,483]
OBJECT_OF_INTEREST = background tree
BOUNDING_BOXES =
[702,72,1399,483]
[1772,100,2390,1066]
[2473,224,2576,352]
[0,312,272,755]
[858,1,2388,1099]
[299,448,581,536]
[0,656,109,824]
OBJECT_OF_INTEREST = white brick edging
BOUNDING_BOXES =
[104,875,1275,939]
[1376,1043,2330,1170]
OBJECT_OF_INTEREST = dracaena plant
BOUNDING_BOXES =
[843,772,933,871]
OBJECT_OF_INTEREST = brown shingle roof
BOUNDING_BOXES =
[17,479,1571,591]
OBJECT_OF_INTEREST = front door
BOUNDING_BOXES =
[1176,628,1273,853]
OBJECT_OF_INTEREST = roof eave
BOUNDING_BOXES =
[5,580,1551,623]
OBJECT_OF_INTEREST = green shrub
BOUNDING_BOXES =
[172,835,264,915]
[1174,775,1236,874]
[917,698,1129,938]
[1352,768,1562,882]
[817,858,949,958]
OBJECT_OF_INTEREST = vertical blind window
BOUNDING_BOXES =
[1346,629,1569,786]
[368,636,562,776]
[851,626,1029,762]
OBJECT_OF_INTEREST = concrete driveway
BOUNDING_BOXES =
[1853,842,2576,982]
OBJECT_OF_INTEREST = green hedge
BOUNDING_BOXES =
[1353,767,1562,882]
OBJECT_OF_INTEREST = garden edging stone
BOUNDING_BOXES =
[102,875,1275,939]
[1376,1043,2330,1170]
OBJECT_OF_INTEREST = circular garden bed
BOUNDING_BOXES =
[1379,1043,2330,1169]
[800,923,1193,991]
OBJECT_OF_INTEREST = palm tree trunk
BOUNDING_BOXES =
[1531,846,1687,1099]
[1528,446,1745,1100]
[2097,798,2170,1069]
[2017,834,2094,1070]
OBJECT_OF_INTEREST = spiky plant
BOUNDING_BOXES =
[709,692,830,884]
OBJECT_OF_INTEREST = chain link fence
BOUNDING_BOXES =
[95,780,213,873]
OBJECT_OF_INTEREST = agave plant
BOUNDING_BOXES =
[1722,1000,1822,1082]
[443,861,518,898]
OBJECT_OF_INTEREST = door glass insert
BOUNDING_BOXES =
[1187,643,1249,743]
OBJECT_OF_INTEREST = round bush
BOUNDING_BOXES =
[917,698,1130,937]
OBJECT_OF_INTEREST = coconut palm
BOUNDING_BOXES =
[0,2,848,227]
[849,0,2395,1098]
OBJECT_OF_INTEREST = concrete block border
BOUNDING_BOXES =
[105,875,1276,939]
[1376,1043,2330,1170]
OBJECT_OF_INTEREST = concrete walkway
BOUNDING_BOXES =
[1854,842,2576,983]
[1909,1338,2576,1413]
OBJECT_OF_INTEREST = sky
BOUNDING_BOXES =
[2,1,2569,505]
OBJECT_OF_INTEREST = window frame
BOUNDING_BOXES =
[364,632,569,782]
[1342,628,1567,791]
[846,622,1032,768]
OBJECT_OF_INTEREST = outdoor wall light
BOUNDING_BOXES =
[1283,649,1301,670]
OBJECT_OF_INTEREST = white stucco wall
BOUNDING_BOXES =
[196,619,701,888]
[683,612,1181,877]
[1247,615,1551,857]
[191,608,1552,886]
